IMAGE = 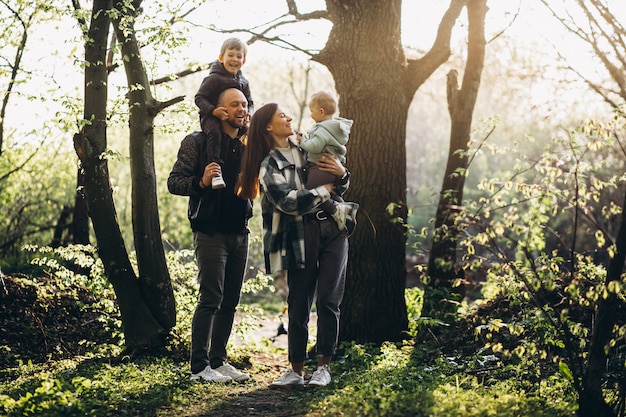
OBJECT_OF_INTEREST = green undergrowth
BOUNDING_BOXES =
[0,340,577,417]
[0,246,579,416]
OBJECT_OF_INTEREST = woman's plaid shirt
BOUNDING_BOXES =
[259,141,349,273]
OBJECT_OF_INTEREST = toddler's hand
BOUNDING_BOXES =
[213,106,228,120]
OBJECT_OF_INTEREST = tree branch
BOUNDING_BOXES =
[154,95,185,114]
[0,0,34,155]
[209,0,327,55]
[150,64,209,86]
[405,0,467,92]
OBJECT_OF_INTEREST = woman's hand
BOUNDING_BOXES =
[317,152,346,177]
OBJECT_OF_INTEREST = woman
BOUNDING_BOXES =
[237,103,351,387]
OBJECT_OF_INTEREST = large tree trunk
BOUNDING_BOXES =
[425,0,487,316]
[74,0,167,350]
[316,0,466,343]
[112,0,177,331]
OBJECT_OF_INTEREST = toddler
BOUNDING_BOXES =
[299,90,358,232]
[195,37,254,188]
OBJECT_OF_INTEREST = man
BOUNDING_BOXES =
[167,88,252,383]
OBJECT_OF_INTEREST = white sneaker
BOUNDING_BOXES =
[212,174,226,189]
[214,363,250,382]
[331,204,348,230]
[190,365,232,383]
[270,370,304,388]
[331,202,359,232]
[308,364,331,387]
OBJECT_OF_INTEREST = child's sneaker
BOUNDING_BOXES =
[212,174,226,189]
[308,364,331,387]
[190,365,232,383]
[331,202,359,233]
[270,370,304,389]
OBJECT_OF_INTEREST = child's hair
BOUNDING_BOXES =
[309,90,337,115]
[220,37,248,57]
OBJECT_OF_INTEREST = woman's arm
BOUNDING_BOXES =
[316,152,350,196]
[260,156,331,215]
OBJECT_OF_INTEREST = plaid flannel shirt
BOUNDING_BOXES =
[260,140,349,273]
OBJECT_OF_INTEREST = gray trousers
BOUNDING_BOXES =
[287,214,348,364]
[190,231,248,373]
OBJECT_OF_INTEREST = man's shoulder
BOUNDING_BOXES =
[179,131,209,151]
[186,131,207,142]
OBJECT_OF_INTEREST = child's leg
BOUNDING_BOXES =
[305,164,340,212]
[304,163,337,189]
[202,117,224,166]
[202,117,225,189]
[305,164,358,232]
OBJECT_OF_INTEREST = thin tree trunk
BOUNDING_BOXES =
[72,168,90,244]
[74,0,166,350]
[578,193,626,417]
[111,0,177,331]
[425,0,487,317]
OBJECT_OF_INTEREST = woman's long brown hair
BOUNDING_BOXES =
[236,103,279,200]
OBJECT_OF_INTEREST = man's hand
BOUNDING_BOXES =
[200,162,222,188]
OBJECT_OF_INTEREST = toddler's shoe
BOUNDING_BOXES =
[332,202,359,235]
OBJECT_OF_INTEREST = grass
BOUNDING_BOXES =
[0,339,577,417]
[0,248,579,416]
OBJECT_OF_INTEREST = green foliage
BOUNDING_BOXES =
[0,357,190,417]
[3,243,579,416]
[24,244,117,306]
[409,112,626,410]
[0,141,77,267]
[0,341,577,417]
[310,342,575,417]
[404,286,424,336]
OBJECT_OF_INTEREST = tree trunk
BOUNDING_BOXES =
[316,0,466,343]
[74,0,167,350]
[112,0,177,331]
[72,168,90,244]
[50,204,72,248]
[577,193,626,417]
[425,0,487,317]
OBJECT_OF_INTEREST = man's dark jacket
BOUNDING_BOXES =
[167,130,252,235]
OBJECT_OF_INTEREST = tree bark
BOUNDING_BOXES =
[74,0,167,350]
[426,0,487,314]
[111,0,177,331]
[315,0,466,343]
[578,195,626,417]
[72,169,90,244]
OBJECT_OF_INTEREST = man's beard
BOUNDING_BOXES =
[226,116,244,129]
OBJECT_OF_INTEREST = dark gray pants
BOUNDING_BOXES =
[190,231,248,373]
[287,214,348,364]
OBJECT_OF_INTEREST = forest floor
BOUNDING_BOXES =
[1,271,584,417]
[0,273,332,416]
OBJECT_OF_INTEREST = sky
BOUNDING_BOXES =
[3,0,624,144]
